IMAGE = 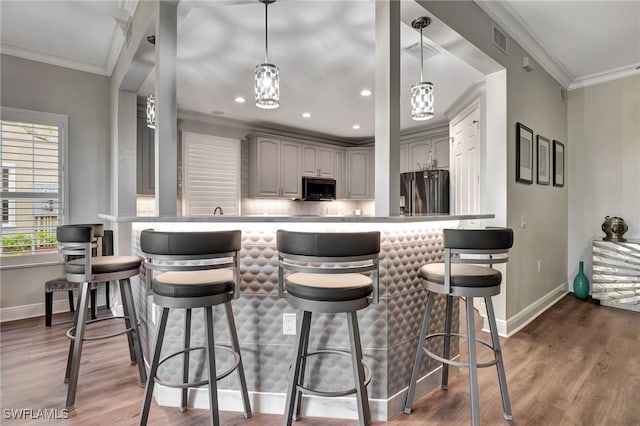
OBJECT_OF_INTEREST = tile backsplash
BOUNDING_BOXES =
[241,198,374,216]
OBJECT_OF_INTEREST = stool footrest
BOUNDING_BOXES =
[66,316,141,341]
[288,349,372,398]
[424,332,500,369]
[154,344,241,389]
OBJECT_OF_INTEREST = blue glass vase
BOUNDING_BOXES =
[573,261,589,299]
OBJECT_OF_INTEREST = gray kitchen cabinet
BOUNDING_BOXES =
[301,145,334,177]
[248,136,301,198]
[347,148,374,199]
[334,149,346,198]
[137,112,155,195]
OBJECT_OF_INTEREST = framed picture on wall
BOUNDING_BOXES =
[516,122,533,184]
[536,135,550,185]
[553,140,565,187]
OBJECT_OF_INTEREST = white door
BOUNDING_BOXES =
[450,106,480,215]
[256,138,281,197]
[182,132,240,216]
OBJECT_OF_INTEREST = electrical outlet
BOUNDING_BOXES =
[538,260,542,272]
[283,313,297,335]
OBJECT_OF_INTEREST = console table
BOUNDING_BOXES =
[592,239,640,312]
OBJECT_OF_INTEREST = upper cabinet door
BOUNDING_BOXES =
[301,145,318,176]
[400,144,409,173]
[317,147,334,177]
[254,137,281,197]
[281,141,301,198]
[409,141,431,171]
[301,145,334,177]
[432,136,450,170]
[347,150,370,199]
[334,149,346,199]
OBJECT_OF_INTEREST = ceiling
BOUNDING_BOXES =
[2,1,639,141]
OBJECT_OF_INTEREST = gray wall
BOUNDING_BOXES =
[418,1,569,326]
[567,74,640,289]
[1,54,111,311]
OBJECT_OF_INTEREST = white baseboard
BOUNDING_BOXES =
[482,283,567,337]
[0,294,109,323]
[153,363,453,421]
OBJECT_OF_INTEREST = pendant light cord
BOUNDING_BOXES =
[420,26,424,82]
[264,1,269,63]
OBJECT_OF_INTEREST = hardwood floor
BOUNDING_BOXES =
[1,295,638,425]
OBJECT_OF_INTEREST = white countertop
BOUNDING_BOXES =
[99,213,494,223]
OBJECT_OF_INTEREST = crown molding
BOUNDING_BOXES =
[475,0,574,89]
[569,63,640,90]
[1,0,138,77]
[1,43,112,76]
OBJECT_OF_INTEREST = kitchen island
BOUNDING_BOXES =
[100,213,493,421]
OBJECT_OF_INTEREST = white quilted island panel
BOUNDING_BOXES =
[130,218,463,420]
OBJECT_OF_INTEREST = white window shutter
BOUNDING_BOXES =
[182,132,240,216]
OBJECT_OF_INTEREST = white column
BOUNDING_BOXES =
[154,1,178,215]
[374,0,401,217]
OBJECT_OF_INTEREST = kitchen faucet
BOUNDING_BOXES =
[213,206,224,215]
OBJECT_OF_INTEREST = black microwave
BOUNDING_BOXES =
[302,177,336,201]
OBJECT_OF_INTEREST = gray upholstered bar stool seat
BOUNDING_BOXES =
[139,230,251,426]
[45,230,114,327]
[277,230,380,426]
[404,228,514,426]
[57,224,146,411]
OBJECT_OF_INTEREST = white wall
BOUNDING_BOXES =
[567,74,640,288]
[0,54,111,315]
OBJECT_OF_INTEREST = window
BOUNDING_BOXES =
[1,107,67,266]
[182,132,241,216]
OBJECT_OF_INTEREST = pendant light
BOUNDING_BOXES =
[255,0,279,109]
[145,35,157,129]
[410,17,434,121]
[146,94,156,129]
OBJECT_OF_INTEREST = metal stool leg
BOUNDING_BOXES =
[404,291,436,414]
[283,311,311,426]
[442,295,454,390]
[45,292,54,327]
[485,296,512,421]
[347,311,371,426]
[68,291,75,312]
[64,290,83,383]
[121,278,147,385]
[204,306,220,426]
[139,307,169,426]
[120,280,138,366]
[90,288,97,320]
[105,281,111,310]
[65,282,91,410]
[465,297,480,426]
[181,308,192,412]
[224,302,252,418]
[294,310,310,421]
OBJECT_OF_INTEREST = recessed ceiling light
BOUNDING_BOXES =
[360,89,372,97]
[302,112,311,118]
[352,124,361,130]
[234,96,246,103]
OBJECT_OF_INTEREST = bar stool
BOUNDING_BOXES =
[277,230,380,426]
[57,224,146,410]
[139,229,252,426]
[45,230,113,327]
[404,227,514,426]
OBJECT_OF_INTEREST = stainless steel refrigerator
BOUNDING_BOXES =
[400,170,450,215]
